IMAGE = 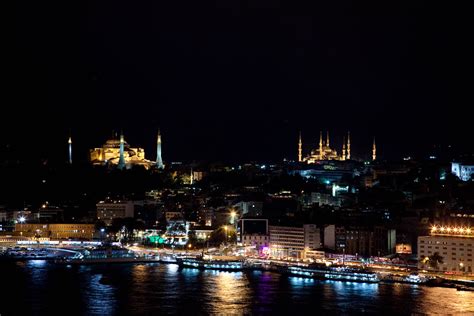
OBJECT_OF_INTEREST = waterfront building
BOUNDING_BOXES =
[14,223,95,240]
[269,224,321,258]
[269,225,305,258]
[418,225,473,273]
[330,225,396,257]
[239,219,269,251]
[242,234,269,250]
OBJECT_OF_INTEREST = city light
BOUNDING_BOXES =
[430,225,474,237]
[18,216,26,223]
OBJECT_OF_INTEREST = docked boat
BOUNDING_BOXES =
[286,264,379,283]
[56,246,157,264]
[177,256,244,271]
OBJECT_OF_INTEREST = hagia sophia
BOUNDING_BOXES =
[87,130,164,170]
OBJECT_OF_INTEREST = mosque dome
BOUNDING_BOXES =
[103,139,129,148]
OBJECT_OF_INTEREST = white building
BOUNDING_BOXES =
[418,225,473,273]
[451,162,474,181]
[269,224,321,259]
[96,200,135,226]
[242,234,269,250]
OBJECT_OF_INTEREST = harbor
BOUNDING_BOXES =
[2,244,474,290]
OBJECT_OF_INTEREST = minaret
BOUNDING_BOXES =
[298,131,302,162]
[319,131,323,160]
[342,136,346,161]
[156,129,164,169]
[118,131,126,169]
[326,131,330,148]
[346,131,351,160]
[190,167,194,185]
[372,137,377,161]
[68,135,72,164]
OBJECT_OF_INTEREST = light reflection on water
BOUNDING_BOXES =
[2,262,474,315]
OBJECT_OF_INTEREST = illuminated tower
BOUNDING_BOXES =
[319,131,323,160]
[68,135,72,164]
[342,136,346,161]
[346,131,351,160]
[372,137,377,161]
[190,167,194,185]
[298,131,302,162]
[118,131,126,170]
[326,131,330,147]
[156,129,164,169]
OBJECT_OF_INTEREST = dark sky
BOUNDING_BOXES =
[9,1,473,163]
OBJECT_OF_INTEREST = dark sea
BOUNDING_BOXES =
[1,260,473,315]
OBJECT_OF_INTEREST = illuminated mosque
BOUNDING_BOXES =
[298,131,376,163]
[87,130,165,170]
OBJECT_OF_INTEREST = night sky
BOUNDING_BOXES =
[9,1,473,163]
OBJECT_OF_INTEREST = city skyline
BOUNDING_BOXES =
[2,123,472,165]
[9,1,473,164]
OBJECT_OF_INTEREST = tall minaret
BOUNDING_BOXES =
[298,131,302,162]
[342,136,346,161]
[190,167,194,185]
[156,129,164,169]
[118,131,126,170]
[319,131,323,160]
[346,131,351,160]
[326,131,330,147]
[68,135,72,164]
[372,137,377,161]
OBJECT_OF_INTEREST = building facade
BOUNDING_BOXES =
[268,224,321,258]
[418,226,474,273]
[96,200,135,226]
[14,223,95,240]
[269,225,305,258]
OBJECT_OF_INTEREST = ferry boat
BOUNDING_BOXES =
[56,246,157,264]
[177,256,244,271]
[286,265,379,283]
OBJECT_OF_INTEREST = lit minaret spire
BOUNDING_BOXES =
[326,131,330,147]
[347,131,351,160]
[298,131,302,162]
[372,137,377,161]
[118,131,126,170]
[68,135,72,164]
[342,136,346,161]
[319,131,323,159]
[156,129,164,169]
[190,167,194,185]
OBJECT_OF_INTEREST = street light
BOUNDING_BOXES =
[18,216,26,237]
